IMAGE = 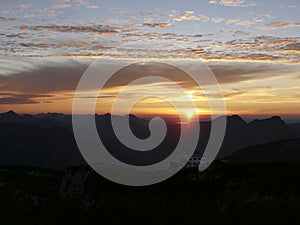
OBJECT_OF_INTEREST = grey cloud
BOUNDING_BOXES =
[0,93,53,104]
[20,25,118,36]
[282,43,300,51]
[6,33,29,38]
[0,60,88,94]
[261,22,300,30]
[191,35,299,62]
[208,62,298,84]
[0,17,15,22]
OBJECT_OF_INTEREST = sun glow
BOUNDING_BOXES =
[184,109,196,120]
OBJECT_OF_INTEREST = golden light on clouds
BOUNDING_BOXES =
[0,57,299,118]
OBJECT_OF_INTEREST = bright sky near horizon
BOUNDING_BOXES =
[0,0,299,118]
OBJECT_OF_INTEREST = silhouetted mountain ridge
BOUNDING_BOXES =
[0,110,299,168]
[215,114,297,158]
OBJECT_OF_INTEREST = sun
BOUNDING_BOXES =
[185,109,196,120]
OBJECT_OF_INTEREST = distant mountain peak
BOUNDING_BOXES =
[229,114,243,119]
[269,116,282,121]
[250,116,284,125]
[128,114,138,119]
[2,110,19,116]
[227,114,246,124]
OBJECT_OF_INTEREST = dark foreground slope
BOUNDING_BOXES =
[0,123,84,169]
[224,139,300,163]
[1,163,300,225]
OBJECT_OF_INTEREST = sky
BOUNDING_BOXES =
[0,0,299,119]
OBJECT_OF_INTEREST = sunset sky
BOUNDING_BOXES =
[0,0,299,120]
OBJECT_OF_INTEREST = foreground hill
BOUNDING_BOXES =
[0,163,300,224]
[289,123,300,136]
[0,123,84,169]
[223,139,300,163]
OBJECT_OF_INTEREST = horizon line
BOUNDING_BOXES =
[1,109,300,120]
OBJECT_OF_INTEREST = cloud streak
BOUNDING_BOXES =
[0,60,88,94]
[142,23,173,28]
[0,93,53,104]
[209,0,255,7]
[173,11,200,21]
[20,25,119,36]
[52,3,71,8]
[261,22,300,30]
[0,17,15,22]
[220,0,246,6]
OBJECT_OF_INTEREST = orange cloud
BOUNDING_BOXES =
[87,5,99,9]
[221,0,246,6]
[143,23,173,28]
[173,11,200,21]
[19,4,32,9]
[53,3,71,8]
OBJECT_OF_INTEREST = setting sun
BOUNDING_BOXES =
[185,109,196,120]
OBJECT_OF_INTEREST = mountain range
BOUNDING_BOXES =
[0,110,299,169]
